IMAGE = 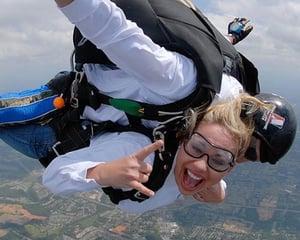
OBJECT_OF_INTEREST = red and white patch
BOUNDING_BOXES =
[262,106,285,130]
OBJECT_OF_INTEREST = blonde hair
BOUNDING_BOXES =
[183,93,272,159]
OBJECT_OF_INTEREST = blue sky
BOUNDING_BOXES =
[0,0,299,105]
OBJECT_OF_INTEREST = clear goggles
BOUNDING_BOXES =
[183,132,235,172]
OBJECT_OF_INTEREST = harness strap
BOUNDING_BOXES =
[77,71,213,122]
[40,118,156,168]
[40,120,117,167]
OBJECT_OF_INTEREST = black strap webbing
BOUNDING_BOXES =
[39,121,111,168]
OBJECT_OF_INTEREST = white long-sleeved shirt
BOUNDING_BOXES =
[43,0,243,213]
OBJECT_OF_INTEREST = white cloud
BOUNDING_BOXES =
[0,0,72,61]
[195,0,300,97]
[0,0,73,91]
[196,0,300,66]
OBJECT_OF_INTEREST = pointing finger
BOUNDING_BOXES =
[131,181,155,198]
[135,140,164,161]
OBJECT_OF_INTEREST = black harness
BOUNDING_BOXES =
[41,71,184,204]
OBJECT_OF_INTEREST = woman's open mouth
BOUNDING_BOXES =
[181,169,204,192]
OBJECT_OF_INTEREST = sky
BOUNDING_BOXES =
[0,0,299,104]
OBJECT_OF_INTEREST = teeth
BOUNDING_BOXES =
[187,170,201,181]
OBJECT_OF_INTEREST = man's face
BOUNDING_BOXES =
[174,121,237,195]
[237,136,261,163]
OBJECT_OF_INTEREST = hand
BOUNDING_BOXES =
[87,140,164,197]
[193,182,226,203]
[228,17,253,45]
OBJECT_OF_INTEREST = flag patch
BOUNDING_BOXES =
[262,106,285,130]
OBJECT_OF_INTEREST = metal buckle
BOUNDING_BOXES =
[81,121,95,137]
[134,191,148,201]
[52,141,62,156]
[70,97,79,109]
[153,128,165,161]
[70,71,85,108]
[152,115,183,160]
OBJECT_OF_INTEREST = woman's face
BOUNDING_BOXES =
[174,121,238,195]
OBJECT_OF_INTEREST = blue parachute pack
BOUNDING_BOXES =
[0,85,58,126]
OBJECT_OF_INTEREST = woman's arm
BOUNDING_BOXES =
[86,140,164,197]
[42,132,163,197]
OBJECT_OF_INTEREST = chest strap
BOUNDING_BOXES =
[39,120,116,168]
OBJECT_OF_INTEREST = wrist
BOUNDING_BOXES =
[86,163,106,185]
[226,34,236,44]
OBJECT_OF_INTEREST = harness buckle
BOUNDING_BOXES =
[134,191,148,201]
[70,71,85,108]
[153,115,184,160]
[52,141,62,156]
[153,128,166,161]
[81,120,95,137]
[70,98,79,109]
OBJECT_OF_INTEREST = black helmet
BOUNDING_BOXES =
[253,93,297,164]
